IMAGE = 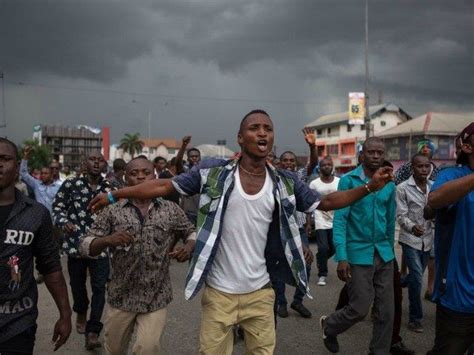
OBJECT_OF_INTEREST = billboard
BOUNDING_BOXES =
[348,92,366,125]
[32,125,42,145]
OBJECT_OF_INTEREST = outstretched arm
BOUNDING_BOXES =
[428,173,474,209]
[89,179,175,212]
[317,167,393,211]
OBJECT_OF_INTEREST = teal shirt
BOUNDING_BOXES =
[333,165,396,265]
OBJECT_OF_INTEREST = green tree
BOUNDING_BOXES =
[119,133,144,158]
[19,140,52,170]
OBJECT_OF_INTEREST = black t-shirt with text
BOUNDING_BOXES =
[0,190,61,343]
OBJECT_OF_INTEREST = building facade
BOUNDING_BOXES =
[305,103,412,173]
[34,125,108,169]
[379,112,473,170]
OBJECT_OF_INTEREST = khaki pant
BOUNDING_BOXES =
[200,286,276,355]
[104,305,167,355]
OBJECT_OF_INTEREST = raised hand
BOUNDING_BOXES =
[182,135,192,147]
[23,145,33,160]
[302,127,316,146]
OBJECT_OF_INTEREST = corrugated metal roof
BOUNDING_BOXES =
[142,138,181,149]
[305,103,411,128]
[378,112,473,138]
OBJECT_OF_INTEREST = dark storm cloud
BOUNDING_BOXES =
[153,0,473,104]
[1,0,472,151]
[0,1,154,81]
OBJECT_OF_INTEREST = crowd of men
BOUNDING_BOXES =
[0,111,472,355]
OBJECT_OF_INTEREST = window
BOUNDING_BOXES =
[347,124,352,132]
[380,120,386,127]
[327,128,332,135]
[317,129,323,136]
[327,144,339,155]
[361,124,366,131]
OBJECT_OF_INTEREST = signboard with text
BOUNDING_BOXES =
[348,92,365,125]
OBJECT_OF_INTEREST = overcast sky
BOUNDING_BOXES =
[1,0,472,154]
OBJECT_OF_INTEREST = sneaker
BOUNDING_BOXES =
[317,276,327,286]
[390,340,415,355]
[320,316,339,353]
[277,304,288,318]
[407,321,423,333]
[290,302,312,318]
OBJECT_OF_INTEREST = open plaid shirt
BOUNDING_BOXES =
[172,158,321,300]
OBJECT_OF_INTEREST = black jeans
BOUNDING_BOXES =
[315,229,335,277]
[273,266,311,306]
[428,304,474,355]
[0,326,36,355]
[67,256,109,335]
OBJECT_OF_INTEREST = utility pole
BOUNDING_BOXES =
[364,0,370,140]
[0,70,6,135]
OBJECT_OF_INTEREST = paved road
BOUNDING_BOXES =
[35,245,436,354]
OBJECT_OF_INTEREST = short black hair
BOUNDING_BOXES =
[362,137,385,151]
[187,147,201,156]
[125,156,152,170]
[0,137,19,160]
[279,151,297,161]
[113,158,126,171]
[411,153,429,165]
[153,156,167,164]
[239,109,270,133]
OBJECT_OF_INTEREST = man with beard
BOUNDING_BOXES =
[320,137,396,355]
[90,110,393,355]
[52,151,116,350]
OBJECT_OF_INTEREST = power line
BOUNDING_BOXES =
[5,80,325,106]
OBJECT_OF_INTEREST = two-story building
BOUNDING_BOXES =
[110,138,182,162]
[305,103,412,173]
[379,112,473,170]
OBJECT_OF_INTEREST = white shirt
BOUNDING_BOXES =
[309,176,340,230]
[206,167,274,294]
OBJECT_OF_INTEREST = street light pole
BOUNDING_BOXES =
[132,99,152,140]
[364,0,370,140]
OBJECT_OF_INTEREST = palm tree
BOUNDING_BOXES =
[120,133,144,158]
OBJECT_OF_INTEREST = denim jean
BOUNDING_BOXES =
[67,256,109,335]
[400,243,429,323]
[315,229,335,277]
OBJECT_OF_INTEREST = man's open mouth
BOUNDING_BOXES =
[257,140,268,152]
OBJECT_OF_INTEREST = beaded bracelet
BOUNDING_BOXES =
[107,191,117,204]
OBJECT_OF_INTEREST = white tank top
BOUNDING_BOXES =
[206,166,275,294]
